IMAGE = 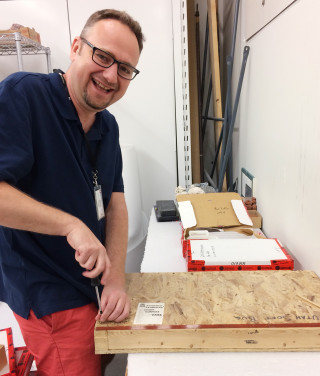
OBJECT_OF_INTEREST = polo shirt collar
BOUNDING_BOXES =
[49,72,108,140]
[49,72,78,121]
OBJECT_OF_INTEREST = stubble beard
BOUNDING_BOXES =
[83,88,113,111]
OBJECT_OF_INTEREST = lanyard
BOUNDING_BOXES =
[58,70,101,188]
[58,70,105,219]
[84,135,102,188]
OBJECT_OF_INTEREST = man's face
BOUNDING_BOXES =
[69,19,140,113]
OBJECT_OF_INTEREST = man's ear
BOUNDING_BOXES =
[70,37,81,62]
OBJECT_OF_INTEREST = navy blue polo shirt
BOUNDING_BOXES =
[0,72,124,319]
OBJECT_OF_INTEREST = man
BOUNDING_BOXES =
[0,9,144,376]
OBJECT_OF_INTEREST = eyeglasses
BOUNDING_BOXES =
[80,37,140,80]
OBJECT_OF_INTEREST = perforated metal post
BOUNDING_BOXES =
[180,0,192,187]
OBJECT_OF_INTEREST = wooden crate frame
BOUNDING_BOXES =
[95,271,320,353]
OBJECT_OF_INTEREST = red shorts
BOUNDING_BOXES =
[14,303,101,376]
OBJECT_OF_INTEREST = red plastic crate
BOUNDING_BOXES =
[184,238,294,272]
[14,346,34,376]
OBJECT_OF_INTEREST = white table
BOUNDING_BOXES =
[127,209,320,376]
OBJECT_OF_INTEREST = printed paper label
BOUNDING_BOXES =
[133,303,165,325]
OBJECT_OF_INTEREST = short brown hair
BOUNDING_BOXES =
[80,9,145,53]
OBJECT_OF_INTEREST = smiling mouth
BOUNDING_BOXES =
[92,78,114,93]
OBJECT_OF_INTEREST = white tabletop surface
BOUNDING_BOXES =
[127,209,320,376]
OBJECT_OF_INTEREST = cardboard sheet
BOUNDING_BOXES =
[176,192,252,232]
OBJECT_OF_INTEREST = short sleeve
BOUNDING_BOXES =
[0,75,34,184]
[113,143,124,192]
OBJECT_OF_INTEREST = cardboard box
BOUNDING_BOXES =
[0,25,41,43]
[0,328,15,375]
[0,344,7,372]
[177,193,260,264]
[176,192,253,236]
[248,209,262,228]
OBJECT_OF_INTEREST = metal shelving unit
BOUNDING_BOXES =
[0,32,52,73]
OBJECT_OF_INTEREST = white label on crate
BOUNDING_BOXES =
[178,201,197,229]
[133,303,165,325]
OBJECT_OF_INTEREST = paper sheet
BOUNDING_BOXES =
[177,201,197,229]
[190,239,287,265]
[231,200,253,226]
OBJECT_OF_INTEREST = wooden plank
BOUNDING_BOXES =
[98,327,320,353]
[95,271,320,353]
[207,0,227,190]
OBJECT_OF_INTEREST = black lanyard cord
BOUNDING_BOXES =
[84,135,102,187]
[57,70,102,187]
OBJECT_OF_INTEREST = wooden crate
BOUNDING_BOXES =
[95,271,320,353]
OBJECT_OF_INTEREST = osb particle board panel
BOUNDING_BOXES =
[95,271,320,353]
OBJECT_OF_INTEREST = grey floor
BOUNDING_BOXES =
[103,354,128,376]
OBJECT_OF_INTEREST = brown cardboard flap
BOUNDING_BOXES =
[248,209,262,228]
[176,192,246,229]
[0,344,7,371]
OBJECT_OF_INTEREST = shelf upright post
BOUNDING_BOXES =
[14,32,24,71]
[45,48,52,73]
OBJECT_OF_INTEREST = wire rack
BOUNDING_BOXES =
[0,32,52,72]
[0,32,50,55]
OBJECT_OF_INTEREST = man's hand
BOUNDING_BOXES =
[96,280,130,322]
[66,221,111,284]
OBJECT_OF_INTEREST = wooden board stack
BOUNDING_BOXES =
[95,271,320,353]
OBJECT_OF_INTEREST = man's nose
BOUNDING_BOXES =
[102,62,118,83]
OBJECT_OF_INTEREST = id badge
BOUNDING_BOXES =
[94,185,105,221]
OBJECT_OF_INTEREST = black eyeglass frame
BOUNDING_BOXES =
[80,37,140,80]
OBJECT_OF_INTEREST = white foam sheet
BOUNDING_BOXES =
[189,238,288,265]
[128,352,319,376]
[140,209,186,272]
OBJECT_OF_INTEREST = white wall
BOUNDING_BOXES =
[67,0,179,216]
[0,0,70,78]
[0,0,181,219]
[234,0,320,273]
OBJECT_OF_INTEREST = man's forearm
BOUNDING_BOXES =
[0,181,110,279]
[104,192,128,282]
[0,181,79,236]
[97,192,129,322]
